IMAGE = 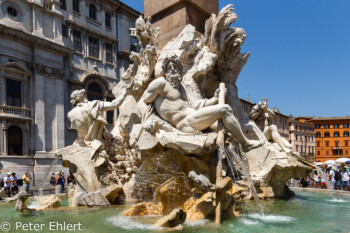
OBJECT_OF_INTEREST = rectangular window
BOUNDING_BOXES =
[62,24,68,38]
[344,123,349,128]
[89,36,99,58]
[317,141,320,147]
[73,30,81,52]
[295,125,298,130]
[296,145,299,152]
[73,0,80,12]
[6,79,21,107]
[324,124,329,129]
[315,124,320,129]
[324,132,330,137]
[106,43,113,63]
[317,151,320,156]
[326,151,329,156]
[335,141,339,147]
[345,141,349,147]
[346,150,349,155]
[295,135,298,141]
[60,0,66,10]
[325,141,329,147]
[105,12,111,27]
[344,132,349,137]
[334,124,339,129]
[334,132,339,137]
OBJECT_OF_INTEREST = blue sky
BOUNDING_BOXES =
[121,0,350,117]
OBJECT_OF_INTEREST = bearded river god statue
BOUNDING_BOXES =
[57,4,314,227]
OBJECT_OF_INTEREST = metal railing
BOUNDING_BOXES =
[0,105,31,118]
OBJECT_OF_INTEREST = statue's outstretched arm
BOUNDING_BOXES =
[102,83,133,111]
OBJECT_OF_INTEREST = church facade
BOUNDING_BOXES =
[0,0,139,184]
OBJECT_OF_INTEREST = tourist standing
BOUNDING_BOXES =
[342,167,350,191]
[55,172,64,194]
[22,172,31,193]
[10,173,18,195]
[49,173,56,192]
[329,167,337,190]
[61,171,66,192]
[335,167,343,190]
[3,173,12,197]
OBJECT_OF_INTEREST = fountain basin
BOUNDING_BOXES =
[0,190,349,232]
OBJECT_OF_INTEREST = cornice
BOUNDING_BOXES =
[66,19,119,43]
[0,25,72,54]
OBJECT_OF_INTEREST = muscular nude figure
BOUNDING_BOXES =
[140,55,262,149]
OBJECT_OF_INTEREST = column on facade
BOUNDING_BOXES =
[80,0,86,24]
[2,120,7,155]
[101,38,106,75]
[54,16,63,44]
[34,73,46,152]
[23,79,29,109]
[112,12,117,79]
[44,78,54,151]
[67,0,73,20]
[83,30,88,69]
[0,71,5,106]
[0,119,2,155]
[101,9,106,31]
[55,79,65,150]
[32,8,44,36]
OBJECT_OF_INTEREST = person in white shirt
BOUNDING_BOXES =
[329,168,337,190]
[342,168,350,191]
[3,173,12,197]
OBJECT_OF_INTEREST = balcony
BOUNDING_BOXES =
[0,105,31,120]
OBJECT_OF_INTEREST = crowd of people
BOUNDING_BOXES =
[298,164,350,191]
[49,171,75,194]
[0,170,76,197]
[0,172,31,197]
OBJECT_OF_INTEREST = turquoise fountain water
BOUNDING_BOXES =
[0,189,349,233]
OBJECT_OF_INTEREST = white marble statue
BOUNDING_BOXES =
[139,55,262,150]
[249,99,293,153]
[68,85,131,145]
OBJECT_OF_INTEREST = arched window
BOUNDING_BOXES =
[105,12,111,27]
[89,4,96,20]
[8,126,23,155]
[87,83,103,101]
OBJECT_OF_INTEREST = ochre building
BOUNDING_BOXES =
[289,116,315,162]
[309,117,350,162]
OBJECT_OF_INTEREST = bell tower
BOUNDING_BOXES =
[144,0,219,48]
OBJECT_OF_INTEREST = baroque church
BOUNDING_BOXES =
[0,0,139,183]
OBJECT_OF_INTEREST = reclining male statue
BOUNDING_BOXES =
[139,55,262,150]
[249,99,293,153]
